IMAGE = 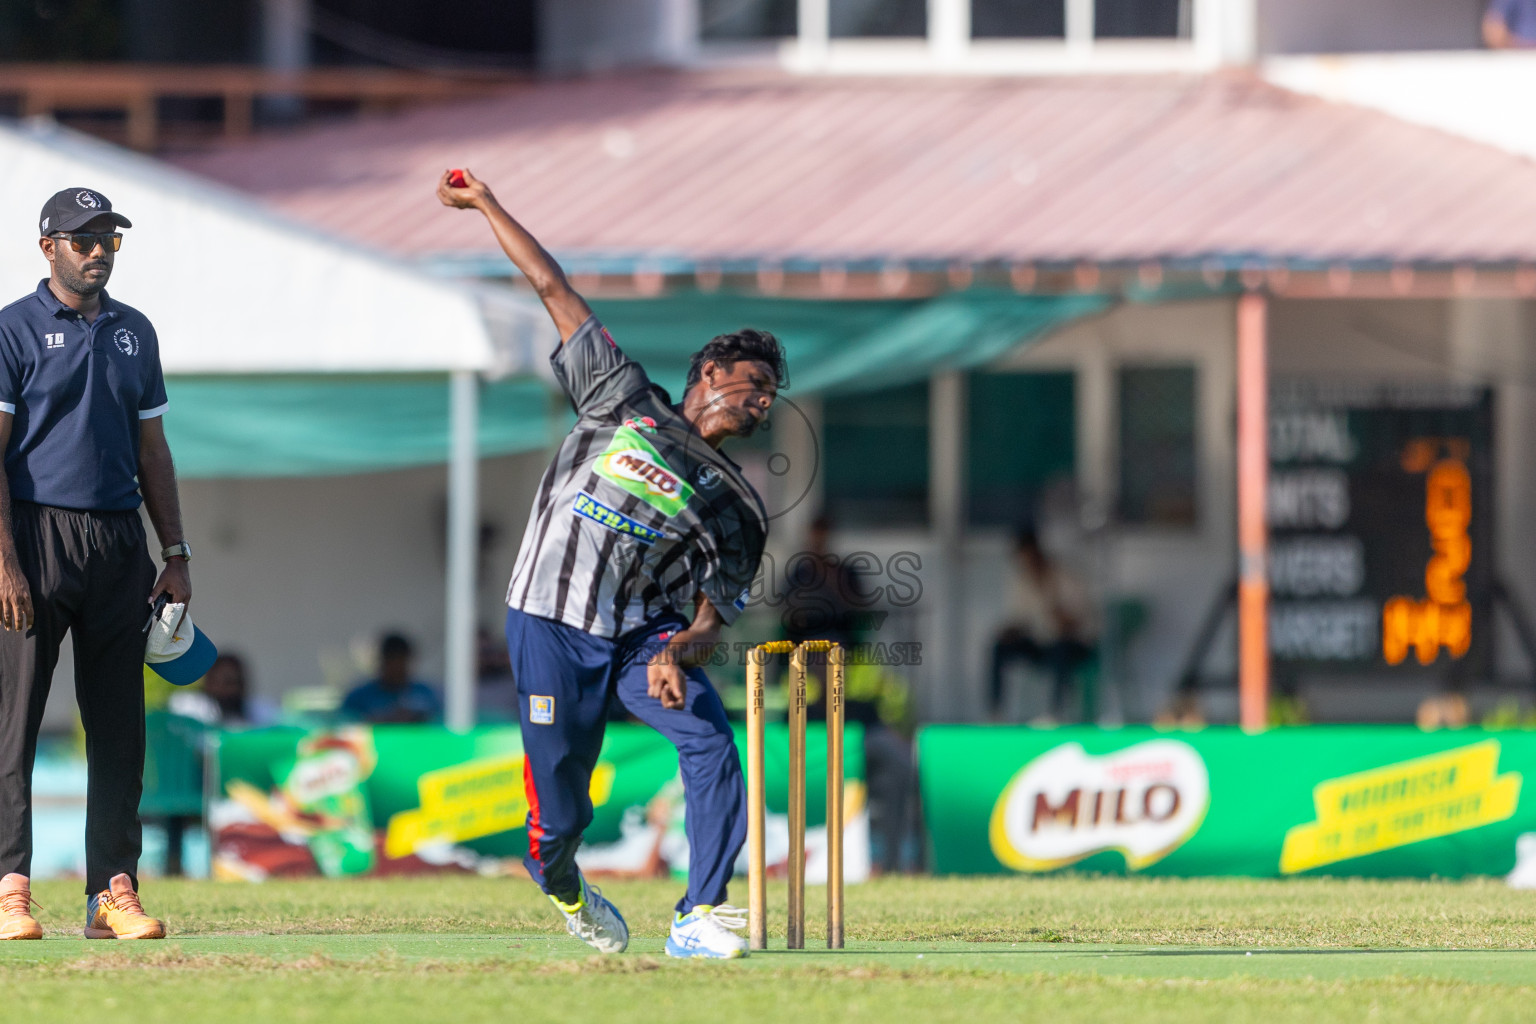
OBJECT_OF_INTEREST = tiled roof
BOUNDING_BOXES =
[173,71,1536,266]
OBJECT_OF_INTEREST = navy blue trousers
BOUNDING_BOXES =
[506,607,746,913]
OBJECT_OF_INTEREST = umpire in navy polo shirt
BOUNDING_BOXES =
[0,189,190,941]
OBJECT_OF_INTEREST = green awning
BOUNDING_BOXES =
[162,290,1112,478]
[162,376,555,478]
[590,289,1112,396]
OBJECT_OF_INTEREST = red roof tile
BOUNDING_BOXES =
[172,71,1536,266]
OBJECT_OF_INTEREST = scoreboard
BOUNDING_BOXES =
[1267,381,1494,674]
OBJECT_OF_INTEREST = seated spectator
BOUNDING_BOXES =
[1484,0,1536,47]
[476,625,520,723]
[341,633,442,724]
[203,654,278,726]
[990,528,1097,723]
[782,515,864,648]
[166,653,278,727]
[787,514,918,874]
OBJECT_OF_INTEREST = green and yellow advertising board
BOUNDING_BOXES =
[920,727,1530,877]
[213,723,862,880]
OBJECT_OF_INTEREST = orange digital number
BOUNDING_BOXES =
[1382,444,1473,666]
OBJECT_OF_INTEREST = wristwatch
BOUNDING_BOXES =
[160,541,191,562]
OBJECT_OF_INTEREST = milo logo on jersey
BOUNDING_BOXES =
[596,424,694,517]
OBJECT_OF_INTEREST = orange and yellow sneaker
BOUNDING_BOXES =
[0,873,42,940]
[84,874,165,940]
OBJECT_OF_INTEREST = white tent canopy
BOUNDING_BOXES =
[0,117,554,731]
[0,118,553,376]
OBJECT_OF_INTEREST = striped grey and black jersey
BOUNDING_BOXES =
[505,316,769,639]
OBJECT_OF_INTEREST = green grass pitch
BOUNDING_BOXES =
[5,875,1536,1022]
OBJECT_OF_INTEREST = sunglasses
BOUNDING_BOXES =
[51,232,122,254]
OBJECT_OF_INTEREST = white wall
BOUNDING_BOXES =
[987,298,1240,722]
[827,295,1536,724]
[41,450,550,731]
[1266,51,1536,163]
[1257,0,1481,54]
[746,299,1242,725]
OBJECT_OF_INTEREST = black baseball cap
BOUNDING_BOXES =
[38,188,132,236]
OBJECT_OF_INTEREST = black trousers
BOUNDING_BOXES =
[0,501,155,894]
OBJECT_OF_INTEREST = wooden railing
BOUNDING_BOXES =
[0,64,521,151]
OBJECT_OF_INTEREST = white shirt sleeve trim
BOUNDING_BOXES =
[0,402,14,415]
[138,401,169,420]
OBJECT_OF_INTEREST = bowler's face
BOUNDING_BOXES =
[701,359,778,439]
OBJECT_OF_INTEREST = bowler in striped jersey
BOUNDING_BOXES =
[439,170,784,959]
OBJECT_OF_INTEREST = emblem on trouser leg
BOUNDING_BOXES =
[530,695,555,724]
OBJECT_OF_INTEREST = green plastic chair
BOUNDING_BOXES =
[140,711,207,875]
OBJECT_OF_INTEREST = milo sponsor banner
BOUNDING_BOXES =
[213,723,866,883]
[986,738,1209,872]
[921,727,1532,877]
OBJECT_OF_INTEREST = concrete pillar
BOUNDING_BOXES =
[797,0,831,69]
[1197,0,1256,66]
[261,0,310,121]
[930,0,970,64]
[262,0,311,71]
[1065,0,1095,55]
[1236,293,1269,732]
[927,371,966,719]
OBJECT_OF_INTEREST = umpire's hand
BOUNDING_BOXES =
[150,558,191,610]
[0,553,31,631]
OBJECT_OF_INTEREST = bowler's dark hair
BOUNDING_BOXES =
[686,329,788,391]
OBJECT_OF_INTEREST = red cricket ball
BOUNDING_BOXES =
[447,169,467,188]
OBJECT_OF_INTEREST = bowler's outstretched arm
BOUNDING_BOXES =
[437,169,592,342]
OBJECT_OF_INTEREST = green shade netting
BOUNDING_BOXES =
[162,290,1111,478]
[162,376,554,478]
[591,289,1112,396]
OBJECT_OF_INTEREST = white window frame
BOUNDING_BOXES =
[695,0,1253,74]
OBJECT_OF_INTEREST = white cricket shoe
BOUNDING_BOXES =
[551,876,629,953]
[665,904,749,960]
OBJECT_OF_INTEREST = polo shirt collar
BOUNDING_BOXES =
[33,278,117,320]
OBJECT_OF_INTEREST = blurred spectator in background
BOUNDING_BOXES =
[990,528,1097,723]
[833,661,916,875]
[1416,691,1470,730]
[786,515,918,874]
[1154,689,1208,729]
[1484,0,1536,47]
[782,515,860,649]
[167,653,278,727]
[476,624,519,723]
[340,633,441,724]
[203,654,278,726]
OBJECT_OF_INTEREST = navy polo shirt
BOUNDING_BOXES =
[0,280,168,511]
[1491,0,1536,42]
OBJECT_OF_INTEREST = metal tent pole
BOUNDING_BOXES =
[445,369,480,732]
